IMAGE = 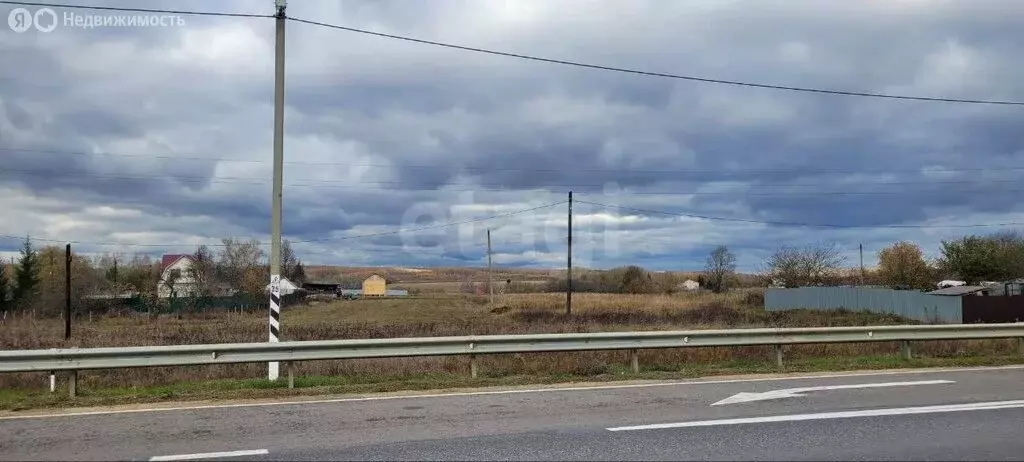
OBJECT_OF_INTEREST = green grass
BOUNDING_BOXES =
[3,353,1021,413]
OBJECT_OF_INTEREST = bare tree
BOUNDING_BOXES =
[162,268,181,299]
[764,242,847,288]
[281,239,299,281]
[704,246,737,293]
[189,245,218,297]
[217,238,266,295]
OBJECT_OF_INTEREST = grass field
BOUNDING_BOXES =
[0,290,1020,407]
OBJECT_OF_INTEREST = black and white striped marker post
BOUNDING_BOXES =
[268,274,281,380]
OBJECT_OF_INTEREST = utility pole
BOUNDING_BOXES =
[267,0,287,381]
[859,243,865,286]
[566,191,573,315]
[487,228,494,305]
[64,243,71,341]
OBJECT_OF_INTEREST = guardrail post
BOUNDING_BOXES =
[1017,337,1023,356]
[68,370,77,398]
[286,361,294,389]
[773,345,784,368]
[470,354,479,379]
[901,340,912,360]
[629,349,640,374]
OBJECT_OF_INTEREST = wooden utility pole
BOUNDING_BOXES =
[566,191,573,315]
[859,243,865,285]
[487,228,494,304]
[64,243,71,340]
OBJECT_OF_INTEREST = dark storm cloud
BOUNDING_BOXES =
[4,0,1024,270]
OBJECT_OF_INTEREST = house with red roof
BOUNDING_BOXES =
[158,254,197,298]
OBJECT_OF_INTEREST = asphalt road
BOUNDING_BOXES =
[2,365,1024,461]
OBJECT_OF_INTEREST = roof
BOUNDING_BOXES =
[927,285,991,296]
[160,254,191,271]
[265,277,299,290]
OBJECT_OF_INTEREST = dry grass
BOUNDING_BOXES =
[497,290,754,313]
[0,290,1017,394]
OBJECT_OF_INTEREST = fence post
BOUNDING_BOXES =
[470,355,479,379]
[68,370,78,398]
[901,341,912,360]
[286,361,294,389]
[629,349,640,374]
[49,371,55,393]
[773,345,784,367]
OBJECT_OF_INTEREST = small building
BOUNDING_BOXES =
[302,281,341,295]
[678,279,700,291]
[265,277,300,296]
[937,280,967,289]
[926,285,992,296]
[362,275,386,297]
[158,254,197,298]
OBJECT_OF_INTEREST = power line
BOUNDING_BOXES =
[0,1,272,18]
[287,16,1024,106]
[7,166,1024,196]
[0,201,566,248]
[8,147,1024,176]
[576,199,1024,229]
[5,1,1017,106]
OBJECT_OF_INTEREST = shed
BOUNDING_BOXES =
[362,275,386,297]
[265,277,299,296]
[926,285,992,296]
[302,281,341,294]
[678,280,700,291]
[937,280,966,289]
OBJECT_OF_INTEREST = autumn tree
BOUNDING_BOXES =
[938,233,1024,284]
[704,245,737,293]
[33,245,98,316]
[217,238,266,295]
[619,265,654,294]
[189,245,218,298]
[122,254,159,295]
[764,242,846,288]
[876,241,933,290]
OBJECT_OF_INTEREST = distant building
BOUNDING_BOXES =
[678,279,700,291]
[265,277,300,296]
[302,281,341,294]
[158,254,196,298]
[926,285,992,296]
[362,275,386,297]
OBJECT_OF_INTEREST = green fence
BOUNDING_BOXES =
[82,292,307,315]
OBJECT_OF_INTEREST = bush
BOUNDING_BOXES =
[742,291,765,308]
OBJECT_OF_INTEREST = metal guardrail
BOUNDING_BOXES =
[3,323,1023,396]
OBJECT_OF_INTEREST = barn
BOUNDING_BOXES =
[362,275,386,297]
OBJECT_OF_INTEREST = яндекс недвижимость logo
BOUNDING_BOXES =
[8,7,184,32]
[8,7,57,33]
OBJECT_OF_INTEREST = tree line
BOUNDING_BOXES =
[764,231,1024,290]
[0,236,307,316]
[531,231,1024,295]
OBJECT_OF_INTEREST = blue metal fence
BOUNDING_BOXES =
[765,287,962,323]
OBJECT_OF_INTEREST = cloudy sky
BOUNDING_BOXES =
[2,0,1024,272]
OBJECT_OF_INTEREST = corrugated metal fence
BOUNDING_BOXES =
[765,287,963,323]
